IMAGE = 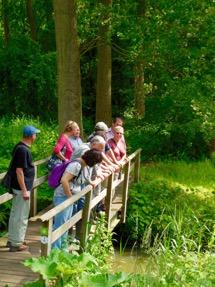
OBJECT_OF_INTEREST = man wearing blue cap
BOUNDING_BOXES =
[7,125,40,252]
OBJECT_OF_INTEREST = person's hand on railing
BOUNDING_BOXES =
[96,170,105,181]
[89,177,101,188]
[101,170,112,177]
[108,164,118,172]
[117,157,129,170]
[121,157,129,166]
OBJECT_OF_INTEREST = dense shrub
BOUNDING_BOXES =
[0,115,58,170]
[0,36,57,121]
[124,97,213,161]
[124,178,215,252]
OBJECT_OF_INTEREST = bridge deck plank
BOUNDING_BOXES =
[0,221,41,287]
[0,199,122,287]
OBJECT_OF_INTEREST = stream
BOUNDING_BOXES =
[111,249,147,274]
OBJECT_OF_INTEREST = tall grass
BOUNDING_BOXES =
[142,160,215,190]
[122,160,215,285]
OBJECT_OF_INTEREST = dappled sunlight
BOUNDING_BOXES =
[142,160,215,191]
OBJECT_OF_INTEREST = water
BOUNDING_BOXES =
[111,249,148,274]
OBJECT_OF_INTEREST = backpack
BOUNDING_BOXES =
[1,143,26,194]
[48,160,81,189]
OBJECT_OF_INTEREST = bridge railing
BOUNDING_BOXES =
[0,149,141,256]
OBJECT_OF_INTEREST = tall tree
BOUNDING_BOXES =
[96,0,112,125]
[134,0,146,117]
[2,0,10,46]
[26,0,37,41]
[53,0,83,132]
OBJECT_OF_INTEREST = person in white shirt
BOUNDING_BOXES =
[52,149,103,250]
[69,124,83,153]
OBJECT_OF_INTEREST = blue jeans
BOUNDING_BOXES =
[72,196,85,215]
[52,196,73,249]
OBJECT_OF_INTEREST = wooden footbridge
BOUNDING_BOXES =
[0,149,141,287]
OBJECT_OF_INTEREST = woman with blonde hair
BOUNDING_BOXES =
[47,121,79,170]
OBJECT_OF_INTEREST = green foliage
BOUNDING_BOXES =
[125,107,212,160]
[0,36,57,121]
[0,115,58,169]
[142,160,215,189]
[80,272,130,287]
[23,215,131,286]
[158,252,215,286]
[124,162,215,252]
[23,249,130,287]
[0,0,214,162]
[112,0,215,160]
[85,215,114,271]
[132,251,215,287]
[22,249,215,286]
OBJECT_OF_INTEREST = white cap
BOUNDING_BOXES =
[94,122,108,132]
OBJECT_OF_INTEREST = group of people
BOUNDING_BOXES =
[6,117,127,252]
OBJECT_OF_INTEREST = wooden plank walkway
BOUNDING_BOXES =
[0,221,41,287]
[0,199,122,287]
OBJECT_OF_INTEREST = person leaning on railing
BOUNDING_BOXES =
[107,125,127,165]
[52,149,103,250]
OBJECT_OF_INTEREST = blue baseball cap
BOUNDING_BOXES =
[23,125,40,137]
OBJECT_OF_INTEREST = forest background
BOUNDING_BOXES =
[0,0,214,162]
[1,2,215,284]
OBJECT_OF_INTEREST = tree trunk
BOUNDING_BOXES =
[26,0,37,41]
[2,0,10,46]
[134,0,146,117]
[96,0,112,125]
[134,62,145,116]
[53,0,83,132]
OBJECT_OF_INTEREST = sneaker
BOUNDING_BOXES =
[9,244,29,252]
[6,241,11,248]
[6,241,27,248]
[97,210,106,217]
[71,238,80,245]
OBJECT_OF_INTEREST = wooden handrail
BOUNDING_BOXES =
[0,149,142,206]
[34,184,94,222]
[0,172,6,180]
[0,149,142,256]
[34,157,50,166]
[127,148,141,161]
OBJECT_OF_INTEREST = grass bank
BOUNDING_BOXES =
[142,160,215,190]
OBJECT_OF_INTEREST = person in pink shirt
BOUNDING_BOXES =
[106,117,125,142]
[107,125,127,164]
[53,121,80,162]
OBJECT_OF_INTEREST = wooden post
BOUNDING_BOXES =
[80,188,93,249]
[134,150,141,183]
[105,173,114,230]
[40,219,53,257]
[30,165,37,216]
[121,160,130,223]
